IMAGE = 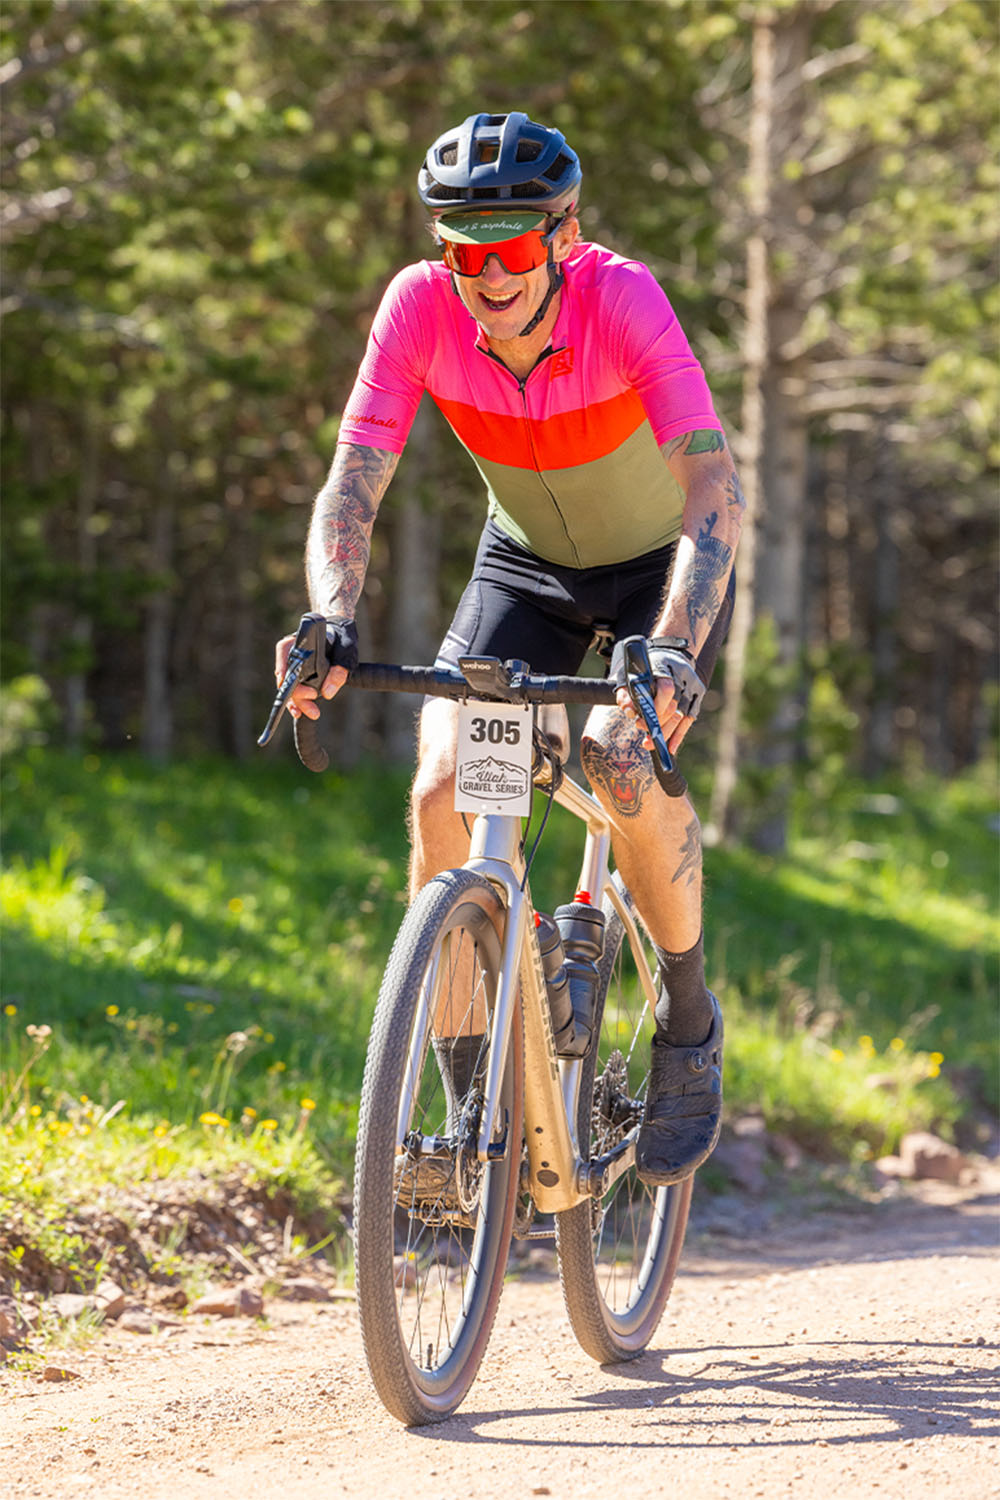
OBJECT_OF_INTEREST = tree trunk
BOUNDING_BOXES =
[862,473,900,777]
[141,495,174,762]
[229,494,255,760]
[708,10,773,845]
[65,407,99,749]
[733,5,813,856]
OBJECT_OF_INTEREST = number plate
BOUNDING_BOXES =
[455,701,533,816]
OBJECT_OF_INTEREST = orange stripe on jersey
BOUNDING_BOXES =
[433,387,648,471]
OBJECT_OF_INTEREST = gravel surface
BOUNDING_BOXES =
[2,1168,997,1500]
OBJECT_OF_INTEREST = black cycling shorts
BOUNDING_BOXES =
[434,518,734,689]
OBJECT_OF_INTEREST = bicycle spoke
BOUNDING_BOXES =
[355,871,522,1424]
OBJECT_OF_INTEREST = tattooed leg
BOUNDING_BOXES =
[581,705,703,953]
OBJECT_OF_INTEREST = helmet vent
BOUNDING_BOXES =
[544,152,573,183]
[515,139,543,162]
[439,144,459,166]
[475,141,500,164]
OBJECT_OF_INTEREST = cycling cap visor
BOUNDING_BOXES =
[436,211,554,278]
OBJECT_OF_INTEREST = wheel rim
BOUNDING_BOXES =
[389,903,513,1396]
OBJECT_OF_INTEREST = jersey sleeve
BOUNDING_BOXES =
[609,263,723,448]
[336,263,433,454]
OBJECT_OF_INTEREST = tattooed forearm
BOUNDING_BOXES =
[305,443,400,616]
[683,510,734,640]
[581,715,655,820]
[664,429,727,460]
[726,468,746,517]
[671,817,701,886]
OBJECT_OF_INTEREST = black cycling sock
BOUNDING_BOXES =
[432,1034,484,1120]
[652,932,713,1046]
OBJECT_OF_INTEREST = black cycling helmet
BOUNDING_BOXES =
[418,112,581,217]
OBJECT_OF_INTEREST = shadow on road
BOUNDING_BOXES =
[411,1340,999,1449]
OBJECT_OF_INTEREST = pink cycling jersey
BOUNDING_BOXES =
[338,240,722,568]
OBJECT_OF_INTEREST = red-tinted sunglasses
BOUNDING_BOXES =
[440,224,557,278]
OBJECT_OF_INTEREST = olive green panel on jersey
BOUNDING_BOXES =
[467,421,686,569]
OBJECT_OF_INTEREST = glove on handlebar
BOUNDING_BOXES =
[323,617,359,676]
[609,634,707,721]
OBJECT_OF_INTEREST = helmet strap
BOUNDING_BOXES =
[517,246,563,338]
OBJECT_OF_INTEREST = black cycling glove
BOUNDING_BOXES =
[609,634,707,721]
[323,616,359,675]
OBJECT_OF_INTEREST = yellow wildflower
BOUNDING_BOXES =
[889,1037,905,1053]
[106,1004,119,1018]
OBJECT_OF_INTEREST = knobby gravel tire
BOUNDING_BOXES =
[354,868,523,1425]
[555,875,692,1363]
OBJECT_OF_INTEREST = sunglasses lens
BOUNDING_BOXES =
[443,229,549,277]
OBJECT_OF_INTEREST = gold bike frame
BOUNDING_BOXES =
[462,767,658,1215]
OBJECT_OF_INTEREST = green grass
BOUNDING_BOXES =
[1,747,997,1246]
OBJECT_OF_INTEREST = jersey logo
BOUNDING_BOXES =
[549,348,575,379]
[345,411,398,430]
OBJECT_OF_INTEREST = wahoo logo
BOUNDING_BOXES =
[549,348,575,378]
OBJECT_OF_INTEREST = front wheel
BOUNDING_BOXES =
[555,875,692,1363]
[354,868,523,1425]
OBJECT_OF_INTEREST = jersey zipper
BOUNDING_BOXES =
[479,345,581,567]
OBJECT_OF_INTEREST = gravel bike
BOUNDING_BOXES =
[260,617,694,1426]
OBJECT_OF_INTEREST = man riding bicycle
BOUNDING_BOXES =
[277,111,744,1187]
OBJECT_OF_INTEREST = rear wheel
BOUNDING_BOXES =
[555,875,692,1363]
[354,869,522,1424]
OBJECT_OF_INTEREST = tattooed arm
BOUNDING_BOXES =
[615,429,745,754]
[305,443,400,617]
[657,429,745,654]
[275,442,400,718]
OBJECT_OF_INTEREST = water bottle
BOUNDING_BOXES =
[534,912,577,1054]
[554,889,606,1056]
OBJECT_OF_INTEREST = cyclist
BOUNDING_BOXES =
[276,112,744,1187]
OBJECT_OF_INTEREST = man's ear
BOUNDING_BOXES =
[552,215,581,262]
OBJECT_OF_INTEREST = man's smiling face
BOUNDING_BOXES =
[455,251,553,340]
[449,216,580,344]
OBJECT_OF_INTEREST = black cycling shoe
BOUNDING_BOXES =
[635,993,724,1187]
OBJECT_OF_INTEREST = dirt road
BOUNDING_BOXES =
[2,1172,997,1500]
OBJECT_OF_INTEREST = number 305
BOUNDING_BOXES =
[470,717,520,746]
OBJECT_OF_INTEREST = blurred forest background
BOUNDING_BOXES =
[2,0,997,852]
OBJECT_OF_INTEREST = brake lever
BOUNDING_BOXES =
[257,612,327,748]
[621,637,688,799]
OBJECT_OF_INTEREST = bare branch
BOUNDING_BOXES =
[806,383,935,416]
[0,33,86,91]
[0,287,161,349]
